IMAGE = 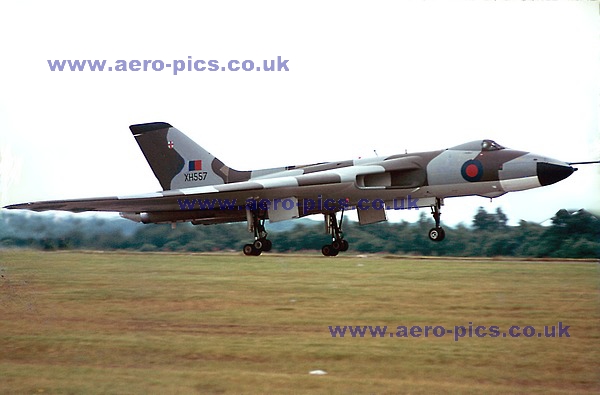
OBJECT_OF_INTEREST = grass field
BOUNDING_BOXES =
[0,251,598,394]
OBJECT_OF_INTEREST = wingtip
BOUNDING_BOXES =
[3,202,33,210]
[3,204,24,210]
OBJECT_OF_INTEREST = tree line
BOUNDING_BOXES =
[0,207,598,258]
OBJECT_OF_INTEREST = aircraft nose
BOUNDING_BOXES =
[537,162,576,186]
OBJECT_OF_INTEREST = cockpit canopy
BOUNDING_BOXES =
[450,139,506,152]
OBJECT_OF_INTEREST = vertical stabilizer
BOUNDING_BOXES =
[130,122,250,190]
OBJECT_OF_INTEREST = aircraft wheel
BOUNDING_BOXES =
[253,239,264,251]
[332,240,342,251]
[261,239,272,252]
[428,227,445,242]
[321,244,339,257]
[243,244,255,256]
[339,239,349,252]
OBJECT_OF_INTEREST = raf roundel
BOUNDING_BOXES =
[461,159,483,182]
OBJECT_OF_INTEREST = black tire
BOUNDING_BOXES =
[243,244,255,256]
[322,244,339,256]
[340,239,349,252]
[253,239,263,251]
[262,239,272,252]
[428,227,446,242]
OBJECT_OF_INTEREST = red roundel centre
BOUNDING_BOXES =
[465,164,479,178]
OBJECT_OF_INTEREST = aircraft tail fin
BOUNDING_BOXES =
[129,122,250,190]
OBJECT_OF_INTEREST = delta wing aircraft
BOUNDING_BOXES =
[5,122,587,256]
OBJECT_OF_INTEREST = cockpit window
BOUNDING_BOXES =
[449,140,507,151]
[481,139,504,151]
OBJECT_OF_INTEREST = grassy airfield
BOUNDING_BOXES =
[0,251,598,394]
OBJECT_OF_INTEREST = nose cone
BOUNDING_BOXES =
[537,162,575,186]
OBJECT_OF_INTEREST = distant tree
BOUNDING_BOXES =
[533,209,600,258]
[495,207,508,228]
[473,207,509,231]
[473,207,495,231]
[512,220,544,256]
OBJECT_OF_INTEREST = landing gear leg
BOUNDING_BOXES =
[428,198,445,242]
[321,210,349,256]
[243,209,272,256]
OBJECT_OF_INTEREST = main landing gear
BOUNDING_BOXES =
[243,209,272,256]
[321,211,349,256]
[428,198,445,242]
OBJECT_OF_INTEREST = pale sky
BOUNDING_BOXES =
[0,0,598,227]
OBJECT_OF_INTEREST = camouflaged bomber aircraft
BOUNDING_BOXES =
[5,122,584,256]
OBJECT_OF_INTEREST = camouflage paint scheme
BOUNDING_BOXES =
[5,122,575,229]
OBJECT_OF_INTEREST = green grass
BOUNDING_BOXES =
[0,251,598,394]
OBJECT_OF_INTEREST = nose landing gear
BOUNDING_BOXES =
[428,198,445,242]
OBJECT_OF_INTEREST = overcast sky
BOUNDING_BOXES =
[0,0,598,227]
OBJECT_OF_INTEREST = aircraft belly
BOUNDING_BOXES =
[499,176,541,192]
[415,181,504,199]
